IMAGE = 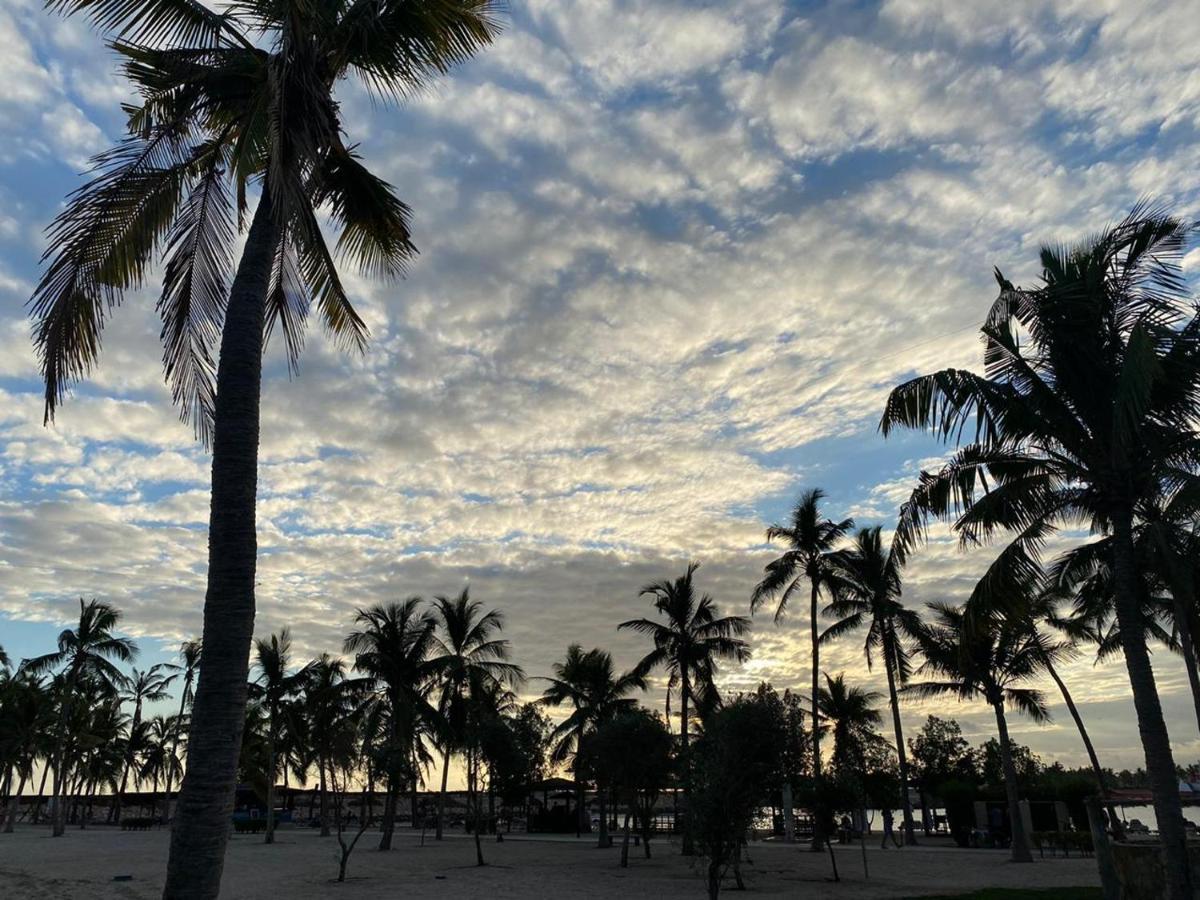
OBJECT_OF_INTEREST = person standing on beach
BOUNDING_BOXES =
[881,808,901,848]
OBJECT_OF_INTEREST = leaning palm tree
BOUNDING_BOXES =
[428,589,523,841]
[540,644,646,845]
[750,490,852,849]
[251,630,308,845]
[25,598,136,836]
[621,562,750,855]
[163,639,201,817]
[31,1,501,892]
[344,599,440,850]
[881,205,1200,897]
[113,665,177,823]
[906,602,1052,863]
[140,715,184,823]
[824,525,924,843]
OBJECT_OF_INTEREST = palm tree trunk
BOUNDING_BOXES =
[680,672,694,856]
[620,808,631,868]
[114,705,143,825]
[1110,510,1192,899]
[410,744,420,829]
[597,782,609,848]
[1171,597,1200,735]
[31,764,50,825]
[378,775,395,850]
[436,746,450,841]
[162,190,278,900]
[575,723,586,837]
[4,770,27,833]
[1043,656,1122,836]
[50,662,83,837]
[319,761,330,837]
[884,648,917,845]
[992,701,1032,863]
[264,734,276,845]
[809,580,823,853]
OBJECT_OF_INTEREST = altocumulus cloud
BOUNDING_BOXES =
[2,0,1200,769]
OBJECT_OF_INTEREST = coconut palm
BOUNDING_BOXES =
[343,599,440,850]
[817,673,887,777]
[140,715,184,822]
[750,491,852,849]
[620,562,750,855]
[823,526,923,843]
[163,638,201,818]
[25,598,136,836]
[906,602,1052,863]
[881,206,1200,896]
[1,672,52,833]
[540,644,646,845]
[301,655,368,838]
[31,0,501,890]
[428,589,523,841]
[251,630,309,844]
[113,665,177,823]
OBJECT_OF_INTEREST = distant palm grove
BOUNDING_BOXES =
[7,0,1200,898]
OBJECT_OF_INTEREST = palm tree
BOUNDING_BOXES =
[113,665,177,823]
[30,1,501,891]
[140,715,184,823]
[428,589,523,841]
[251,630,308,844]
[344,599,440,850]
[824,526,923,844]
[540,644,646,845]
[817,673,887,777]
[163,639,201,820]
[25,598,136,836]
[750,491,852,849]
[880,206,1199,897]
[906,602,1052,863]
[301,655,367,838]
[621,562,750,855]
[2,672,52,833]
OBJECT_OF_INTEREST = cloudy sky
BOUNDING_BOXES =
[3,0,1200,777]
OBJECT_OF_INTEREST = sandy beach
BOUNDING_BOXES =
[0,825,1100,899]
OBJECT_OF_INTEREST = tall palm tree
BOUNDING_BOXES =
[880,206,1200,897]
[344,599,440,850]
[540,644,646,845]
[31,2,500,891]
[140,715,184,823]
[251,630,308,844]
[428,589,523,841]
[621,562,750,855]
[25,598,136,836]
[750,490,852,849]
[113,665,177,823]
[824,526,923,844]
[906,602,1052,863]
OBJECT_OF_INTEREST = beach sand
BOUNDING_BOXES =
[0,825,1100,899]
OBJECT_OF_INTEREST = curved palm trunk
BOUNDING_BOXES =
[31,764,50,825]
[1111,512,1192,899]
[1171,597,1200,735]
[114,701,144,825]
[991,701,1032,863]
[319,761,331,837]
[1043,656,1122,837]
[883,649,917,845]
[809,580,824,853]
[162,192,277,900]
[436,746,450,840]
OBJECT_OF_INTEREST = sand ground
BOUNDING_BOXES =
[0,824,1100,899]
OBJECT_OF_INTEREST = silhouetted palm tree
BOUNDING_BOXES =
[30,0,501,890]
[26,598,136,836]
[621,562,750,855]
[113,665,176,823]
[302,655,368,838]
[906,603,1051,863]
[428,589,523,841]
[140,715,184,823]
[540,644,645,845]
[817,673,886,777]
[344,599,440,849]
[751,490,852,849]
[251,630,309,844]
[824,526,923,843]
[881,206,1199,897]
[1,671,51,832]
